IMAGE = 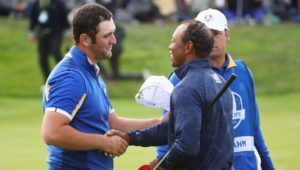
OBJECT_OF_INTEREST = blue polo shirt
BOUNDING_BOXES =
[42,47,114,170]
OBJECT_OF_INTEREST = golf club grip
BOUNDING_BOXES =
[154,74,237,170]
[203,73,237,113]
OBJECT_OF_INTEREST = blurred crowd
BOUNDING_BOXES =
[1,0,299,83]
[1,0,300,24]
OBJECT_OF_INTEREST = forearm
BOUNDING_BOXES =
[43,123,103,151]
[109,112,161,132]
[128,122,168,146]
[43,111,111,152]
[117,117,161,132]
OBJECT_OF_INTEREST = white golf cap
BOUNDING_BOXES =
[195,8,228,31]
[135,76,174,111]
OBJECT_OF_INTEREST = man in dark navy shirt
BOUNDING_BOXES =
[108,20,233,170]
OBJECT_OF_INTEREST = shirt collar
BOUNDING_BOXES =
[227,53,237,69]
[212,53,237,74]
[174,58,211,80]
[68,46,100,75]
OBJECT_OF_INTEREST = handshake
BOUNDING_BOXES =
[101,112,169,157]
[102,129,129,157]
[102,129,165,170]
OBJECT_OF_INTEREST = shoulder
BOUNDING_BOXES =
[45,70,86,103]
[48,62,85,90]
[179,69,219,92]
[233,59,254,78]
[233,59,253,72]
[190,68,222,82]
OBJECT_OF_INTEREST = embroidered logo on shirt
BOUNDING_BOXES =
[211,73,222,83]
[45,84,51,101]
[232,92,246,129]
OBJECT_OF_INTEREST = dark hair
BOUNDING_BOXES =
[181,20,214,58]
[72,3,112,44]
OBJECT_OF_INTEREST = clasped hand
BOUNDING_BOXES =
[102,129,129,157]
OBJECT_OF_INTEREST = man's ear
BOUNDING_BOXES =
[225,30,231,41]
[80,34,91,47]
[185,41,193,54]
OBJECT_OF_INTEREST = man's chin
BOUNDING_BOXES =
[100,53,112,59]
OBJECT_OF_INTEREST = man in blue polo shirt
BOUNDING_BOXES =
[41,3,161,170]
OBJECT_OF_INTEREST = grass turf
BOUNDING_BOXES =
[0,17,299,169]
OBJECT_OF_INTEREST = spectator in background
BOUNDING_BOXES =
[174,0,227,22]
[0,0,26,17]
[28,0,70,83]
[222,0,266,23]
[0,0,12,16]
[266,0,291,21]
[126,0,162,23]
[292,0,300,22]
[175,0,193,21]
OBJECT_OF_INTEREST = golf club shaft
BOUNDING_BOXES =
[153,149,171,170]
[153,73,237,170]
[203,73,237,113]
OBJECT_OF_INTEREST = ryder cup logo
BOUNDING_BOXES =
[232,92,245,129]
[205,14,213,22]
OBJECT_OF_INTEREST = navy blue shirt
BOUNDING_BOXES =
[158,54,275,170]
[129,58,233,169]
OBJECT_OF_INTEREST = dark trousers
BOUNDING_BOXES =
[38,33,63,82]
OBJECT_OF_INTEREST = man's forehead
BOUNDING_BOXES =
[98,19,116,34]
[173,24,187,39]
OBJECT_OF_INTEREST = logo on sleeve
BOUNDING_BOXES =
[44,84,51,101]
[211,73,222,83]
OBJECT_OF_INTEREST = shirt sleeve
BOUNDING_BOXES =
[164,85,202,168]
[128,122,168,146]
[43,70,86,120]
[247,67,275,170]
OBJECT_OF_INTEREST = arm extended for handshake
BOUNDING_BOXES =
[42,111,167,157]
[42,111,128,157]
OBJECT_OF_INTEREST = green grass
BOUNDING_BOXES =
[0,94,299,169]
[0,17,300,169]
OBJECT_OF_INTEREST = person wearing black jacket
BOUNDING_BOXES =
[28,0,70,82]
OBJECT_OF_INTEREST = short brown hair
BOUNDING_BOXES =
[181,20,214,58]
[72,3,112,44]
